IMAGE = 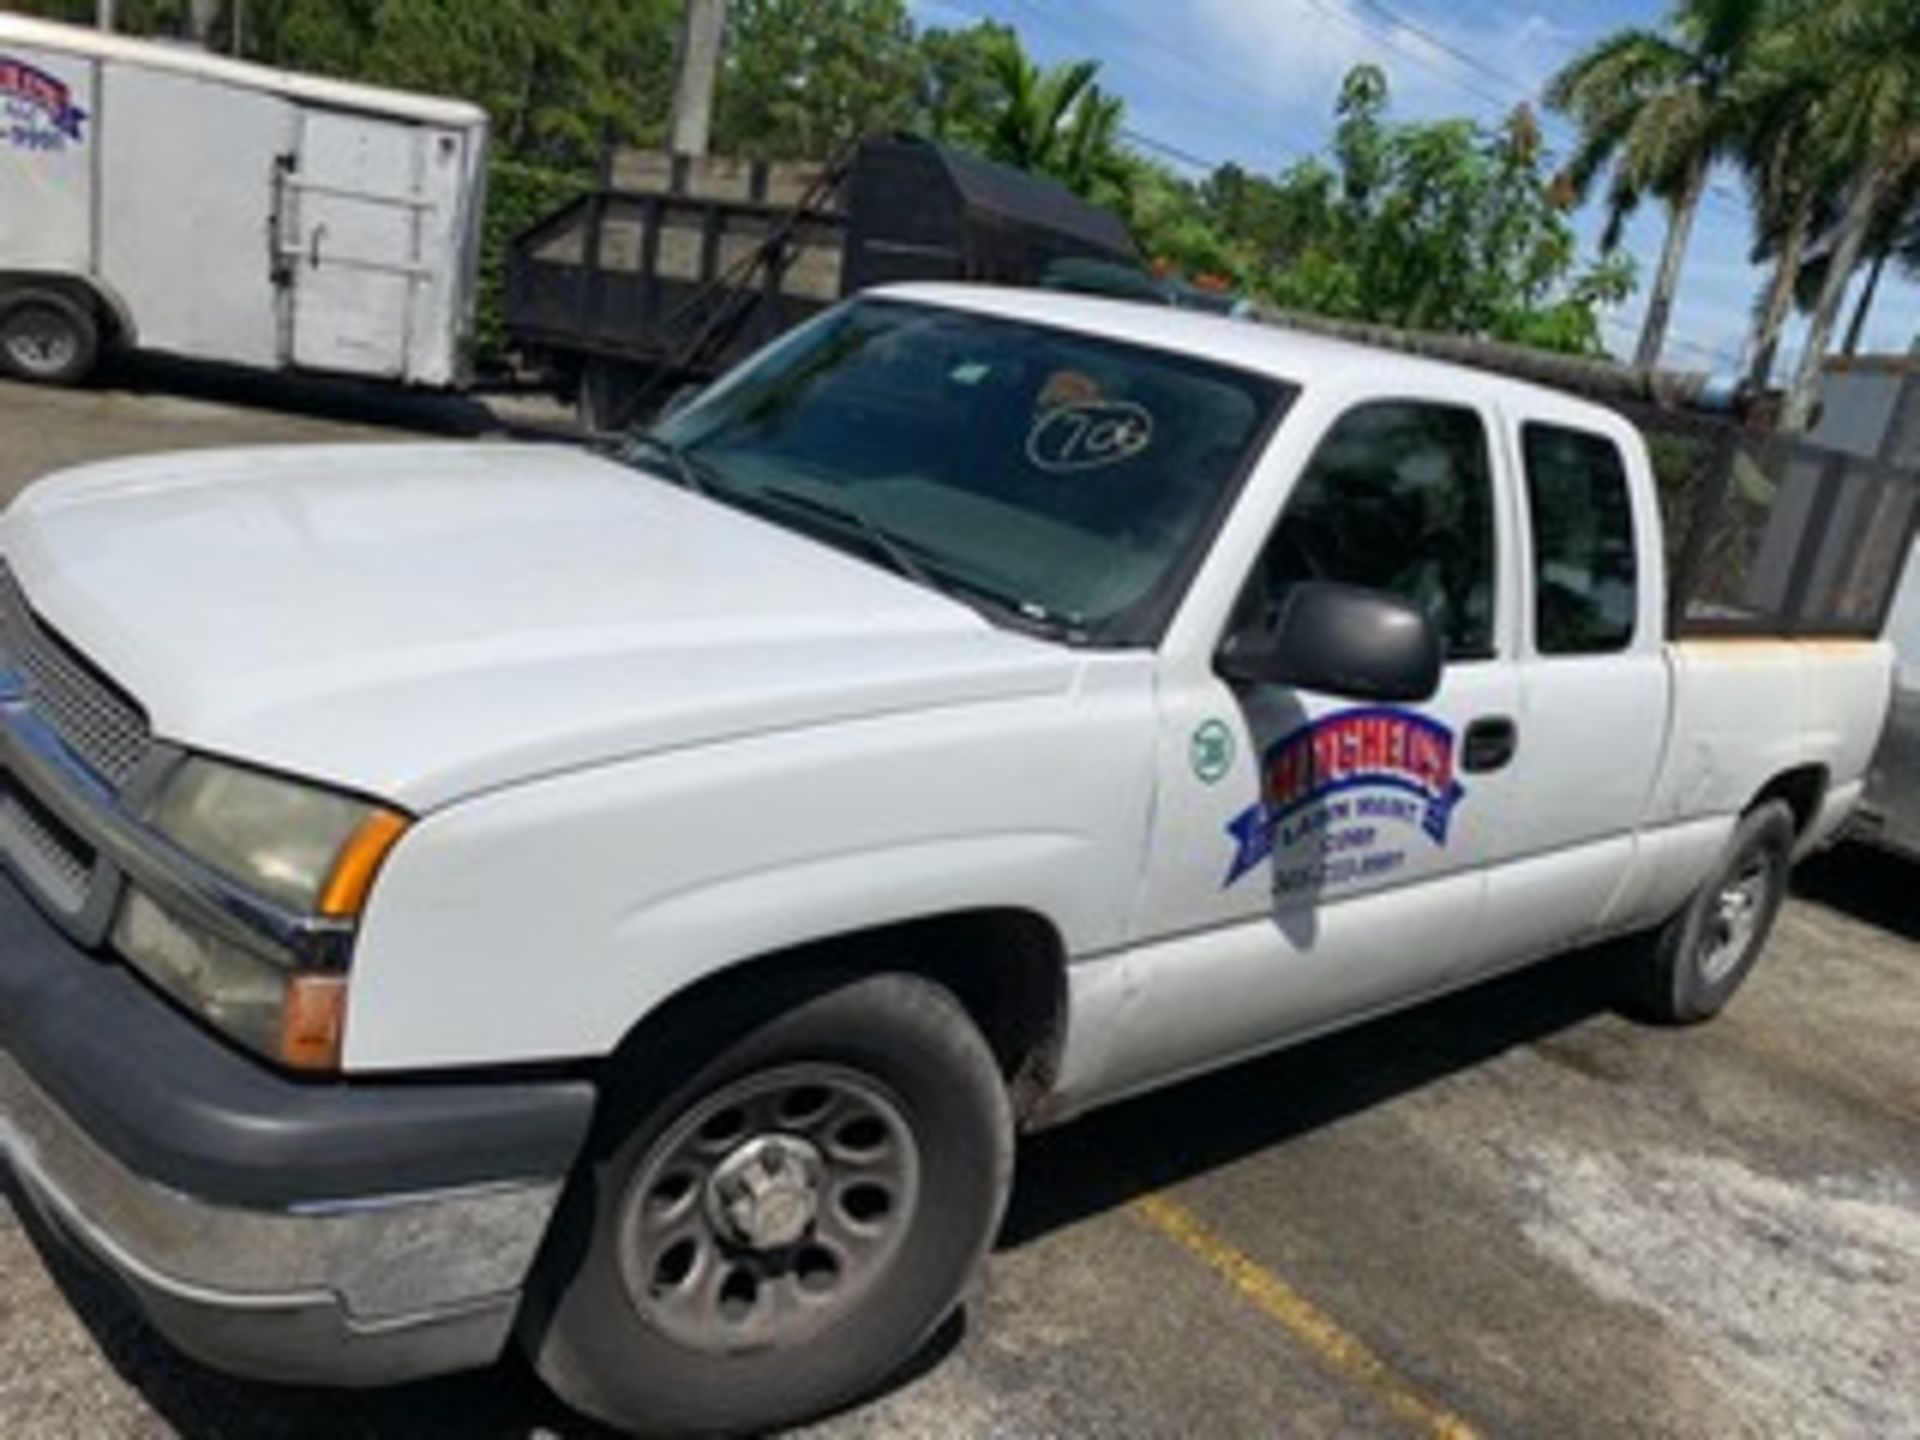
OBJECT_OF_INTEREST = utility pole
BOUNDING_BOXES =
[668,0,727,159]
[96,0,115,31]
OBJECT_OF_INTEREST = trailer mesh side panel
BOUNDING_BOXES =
[1623,403,1920,639]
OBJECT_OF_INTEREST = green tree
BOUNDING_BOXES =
[1242,67,1630,355]
[11,0,195,30]
[1730,30,1838,390]
[712,0,919,160]
[1545,0,1775,369]
[20,0,682,169]
[1778,0,1920,428]
[976,37,1129,204]
[913,21,1014,145]
[1836,172,1920,355]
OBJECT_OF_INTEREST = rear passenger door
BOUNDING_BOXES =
[1473,409,1672,972]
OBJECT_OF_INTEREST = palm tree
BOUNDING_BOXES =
[1779,0,1920,429]
[1839,176,1920,355]
[980,39,1128,201]
[984,42,1097,172]
[1545,0,1776,370]
[1730,37,1837,390]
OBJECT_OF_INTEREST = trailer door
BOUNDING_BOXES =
[284,109,464,381]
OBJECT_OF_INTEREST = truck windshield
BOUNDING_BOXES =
[633,299,1291,645]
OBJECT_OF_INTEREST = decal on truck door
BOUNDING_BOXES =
[0,55,87,151]
[1223,707,1466,890]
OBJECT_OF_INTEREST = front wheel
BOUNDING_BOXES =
[526,972,1014,1437]
[1630,800,1796,1024]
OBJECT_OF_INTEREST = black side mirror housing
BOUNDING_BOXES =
[1217,581,1443,703]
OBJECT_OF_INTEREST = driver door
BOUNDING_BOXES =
[1108,397,1525,1092]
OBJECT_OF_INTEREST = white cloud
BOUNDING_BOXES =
[1178,0,1573,122]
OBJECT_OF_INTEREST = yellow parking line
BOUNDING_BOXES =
[1131,1193,1481,1440]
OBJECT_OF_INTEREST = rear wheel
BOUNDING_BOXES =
[0,290,99,385]
[526,972,1013,1436]
[1630,800,1795,1023]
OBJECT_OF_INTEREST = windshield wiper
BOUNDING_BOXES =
[756,485,1085,642]
[756,485,937,587]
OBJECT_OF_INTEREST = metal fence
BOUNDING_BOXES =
[1624,402,1920,640]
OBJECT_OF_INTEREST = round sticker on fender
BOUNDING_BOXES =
[1027,401,1154,474]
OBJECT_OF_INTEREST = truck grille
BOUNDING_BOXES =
[0,776,95,914]
[0,562,153,792]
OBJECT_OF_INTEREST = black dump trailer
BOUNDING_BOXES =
[504,134,1141,431]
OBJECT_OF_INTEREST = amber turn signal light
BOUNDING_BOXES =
[318,809,410,919]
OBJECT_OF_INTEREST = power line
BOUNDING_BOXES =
[997,0,1307,167]
[1329,0,1749,221]
[1119,127,1221,175]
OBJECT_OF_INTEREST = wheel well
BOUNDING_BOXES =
[603,910,1070,1123]
[0,273,126,345]
[1751,765,1827,838]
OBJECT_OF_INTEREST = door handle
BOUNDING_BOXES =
[1462,716,1517,773]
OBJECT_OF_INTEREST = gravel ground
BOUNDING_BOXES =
[1,373,1916,1440]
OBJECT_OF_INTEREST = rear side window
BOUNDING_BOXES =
[1522,423,1638,654]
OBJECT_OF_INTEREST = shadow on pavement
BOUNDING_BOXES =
[7,943,1627,1437]
[1003,942,1626,1247]
[91,352,576,442]
[1792,842,1920,943]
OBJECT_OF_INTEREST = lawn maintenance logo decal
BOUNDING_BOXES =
[1223,706,1465,890]
[1,55,88,152]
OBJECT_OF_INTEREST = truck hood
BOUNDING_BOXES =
[1,443,1075,808]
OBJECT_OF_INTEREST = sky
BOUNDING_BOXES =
[910,0,1920,377]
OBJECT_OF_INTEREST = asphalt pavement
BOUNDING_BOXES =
[1,372,1916,1440]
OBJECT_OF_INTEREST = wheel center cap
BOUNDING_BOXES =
[707,1135,826,1250]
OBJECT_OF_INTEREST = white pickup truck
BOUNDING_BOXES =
[0,287,1895,1435]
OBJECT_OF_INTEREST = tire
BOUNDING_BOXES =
[0,290,99,385]
[526,971,1014,1437]
[1630,800,1796,1024]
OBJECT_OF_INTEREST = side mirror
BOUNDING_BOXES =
[1217,581,1443,703]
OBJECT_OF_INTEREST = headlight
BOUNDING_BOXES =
[112,889,347,1069]
[114,756,409,1071]
[144,756,407,917]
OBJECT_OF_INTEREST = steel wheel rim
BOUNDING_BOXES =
[616,1062,922,1353]
[4,309,77,376]
[1699,857,1770,985]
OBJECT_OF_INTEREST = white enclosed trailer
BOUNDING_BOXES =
[0,14,488,387]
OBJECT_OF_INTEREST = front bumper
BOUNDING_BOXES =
[0,873,596,1386]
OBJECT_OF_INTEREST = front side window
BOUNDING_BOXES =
[1239,400,1498,661]
[639,300,1292,644]
[1521,423,1638,654]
